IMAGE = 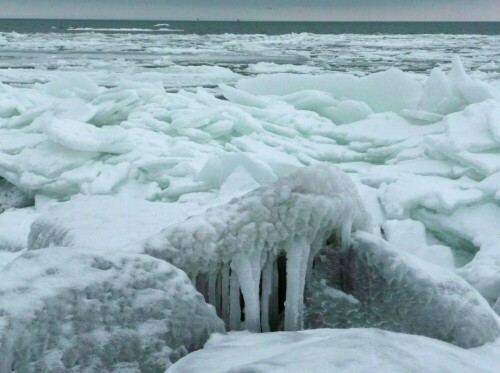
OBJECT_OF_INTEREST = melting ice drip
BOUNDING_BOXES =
[146,165,372,332]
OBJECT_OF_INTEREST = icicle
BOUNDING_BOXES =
[190,273,198,287]
[260,258,273,332]
[215,268,222,315]
[231,253,261,332]
[284,237,310,331]
[196,273,209,302]
[229,267,241,330]
[269,258,279,330]
[341,216,353,250]
[208,274,217,307]
[221,264,230,327]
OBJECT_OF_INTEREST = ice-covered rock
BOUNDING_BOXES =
[146,165,371,332]
[305,232,500,348]
[168,328,500,373]
[0,247,224,372]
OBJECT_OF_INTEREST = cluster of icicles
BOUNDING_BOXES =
[145,165,371,332]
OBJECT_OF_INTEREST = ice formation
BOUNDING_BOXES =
[145,165,372,332]
[305,232,500,348]
[0,248,224,371]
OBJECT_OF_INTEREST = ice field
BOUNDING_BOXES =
[1,29,500,371]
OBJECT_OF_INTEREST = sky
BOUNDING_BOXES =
[1,0,499,21]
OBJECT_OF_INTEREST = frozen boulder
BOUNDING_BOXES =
[305,232,500,348]
[0,247,224,372]
[146,165,372,332]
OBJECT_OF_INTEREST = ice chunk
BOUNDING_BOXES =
[379,175,483,219]
[43,118,134,154]
[416,203,500,304]
[305,232,500,348]
[382,219,454,268]
[36,72,101,100]
[449,56,500,105]
[236,68,423,113]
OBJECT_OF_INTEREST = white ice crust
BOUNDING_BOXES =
[169,328,500,373]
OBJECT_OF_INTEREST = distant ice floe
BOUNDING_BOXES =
[67,27,183,32]
[1,55,500,370]
[1,32,499,90]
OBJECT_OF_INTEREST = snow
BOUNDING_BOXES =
[1,37,500,371]
[27,195,199,252]
[168,328,500,373]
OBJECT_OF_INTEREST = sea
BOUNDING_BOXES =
[0,19,499,90]
[1,19,500,35]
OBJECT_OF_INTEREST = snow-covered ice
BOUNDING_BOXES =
[169,328,500,373]
[1,26,500,371]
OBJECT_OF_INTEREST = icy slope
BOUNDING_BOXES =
[168,328,500,373]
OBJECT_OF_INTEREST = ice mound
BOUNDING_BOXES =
[168,328,500,373]
[306,232,500,348]
[146,165,372,333]
[0,247,224,372]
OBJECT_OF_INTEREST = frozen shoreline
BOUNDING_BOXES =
[1,28,500,371]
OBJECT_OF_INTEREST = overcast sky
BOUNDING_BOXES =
[1,0,499,21]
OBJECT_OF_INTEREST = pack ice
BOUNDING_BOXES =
[1,56,500,370]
